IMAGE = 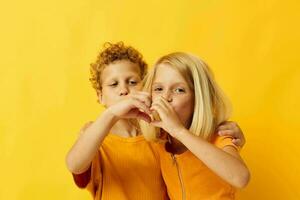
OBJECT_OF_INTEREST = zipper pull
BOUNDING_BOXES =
[171,153,176,165]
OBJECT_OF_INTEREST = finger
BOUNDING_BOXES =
[151,110,161,121]
[151,97,169,112]
[219,121,234,126]
[130,92,151,104]
[232,138,243,147]
[218,130,235,136]
[217,124,235,131]
[150,104,167,120]
[150,102,168,116]
[131,93,151,107]
[219,129,244,140]
[150,120,163,128]
[158,96,173,110]
[132,91,151,97]
[136,91,151,98]
[235,138,245,146]
[131,99,151,115]
[136,112,151,123]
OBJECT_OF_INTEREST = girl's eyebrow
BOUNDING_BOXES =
[153,81,187,86]
[152,82,162,85]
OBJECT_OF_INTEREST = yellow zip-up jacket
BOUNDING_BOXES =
[156,136,239,200]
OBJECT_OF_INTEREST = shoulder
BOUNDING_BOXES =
[212,135,240,151]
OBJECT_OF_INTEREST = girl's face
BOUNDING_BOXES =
[152,63,195,128]
[100,60,142,107]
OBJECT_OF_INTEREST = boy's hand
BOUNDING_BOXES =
[217,121,245,147]
[106,91,152,123]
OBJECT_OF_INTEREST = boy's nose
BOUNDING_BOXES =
[119,85,129,96]
[119,89,129,96]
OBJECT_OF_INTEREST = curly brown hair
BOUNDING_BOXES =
[89,42,148,95]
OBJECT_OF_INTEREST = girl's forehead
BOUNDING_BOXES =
[154,64,186,82]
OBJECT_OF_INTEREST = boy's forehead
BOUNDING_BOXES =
[101,60,141,80]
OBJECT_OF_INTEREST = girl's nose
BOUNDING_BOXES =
[162,91,173,102]
[166,96,172,102]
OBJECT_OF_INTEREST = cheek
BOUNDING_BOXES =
[136,83,143,90]
[101,88,118,104]
[172,96,194,122]
[173,96,193,110]
[151,92,159,101]
[130,85,142,92]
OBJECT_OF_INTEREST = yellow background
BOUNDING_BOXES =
[1,0,299,199]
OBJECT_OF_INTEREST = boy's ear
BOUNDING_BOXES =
[97,90,104,104]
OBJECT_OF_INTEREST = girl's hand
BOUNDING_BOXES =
[106,91,152,123]
[217,121,245,147]
[150,96,186,138]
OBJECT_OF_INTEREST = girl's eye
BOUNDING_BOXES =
[174,88,185,93]
[153,87,163,92]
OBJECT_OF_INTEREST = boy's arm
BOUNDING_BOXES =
[65,92,152,175]
[65,109,118,174]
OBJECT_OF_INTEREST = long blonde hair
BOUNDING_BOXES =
[140,52,231,141]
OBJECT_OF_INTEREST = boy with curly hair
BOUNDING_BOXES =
[66,42,169,200]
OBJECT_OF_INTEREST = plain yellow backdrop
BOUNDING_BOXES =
[1,0,299,199]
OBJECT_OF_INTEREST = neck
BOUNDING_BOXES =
[110,119,140,138]
[163,130,187,154]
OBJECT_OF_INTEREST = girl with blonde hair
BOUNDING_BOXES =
[140,52,250,199]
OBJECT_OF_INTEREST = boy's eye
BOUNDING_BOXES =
[109,82,118,87]
[129,80,138,85]
[174,88,185,93]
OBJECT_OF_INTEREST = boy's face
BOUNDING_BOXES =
[99,60,143,107]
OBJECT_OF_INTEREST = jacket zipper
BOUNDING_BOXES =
[171,153,186,200]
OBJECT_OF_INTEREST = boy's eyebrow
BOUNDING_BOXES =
[104,75,141,82]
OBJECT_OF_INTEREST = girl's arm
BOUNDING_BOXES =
[150,96,250,188]
[175,129,250,188]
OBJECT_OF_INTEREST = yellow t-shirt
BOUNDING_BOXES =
[156,135,239,200]
[72,133,169,200]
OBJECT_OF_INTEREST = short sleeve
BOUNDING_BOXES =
[212,135,241,152]
[72,150,102,197]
